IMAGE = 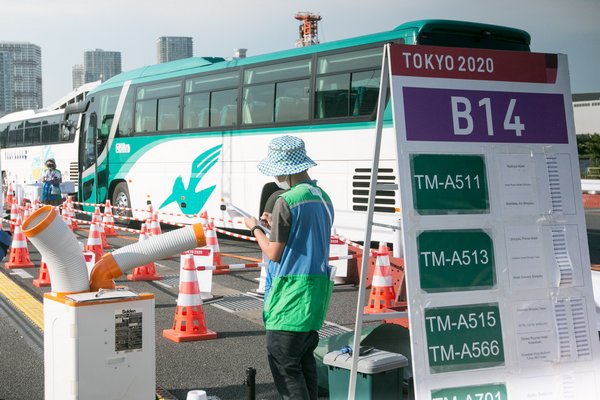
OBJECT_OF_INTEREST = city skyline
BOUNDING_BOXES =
[0,0,598,106]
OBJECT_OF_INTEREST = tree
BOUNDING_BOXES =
[577,134,600,165]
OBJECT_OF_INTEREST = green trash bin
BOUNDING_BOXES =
[323,349,408,400]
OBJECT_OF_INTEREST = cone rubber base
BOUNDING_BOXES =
[162,329,217,343]
[127,273,162,281]
[33,278,50,287]
[127,265,162,281]
[5,261,34,269]
[213,269,230,275]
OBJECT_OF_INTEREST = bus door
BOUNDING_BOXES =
[79,110,99,205]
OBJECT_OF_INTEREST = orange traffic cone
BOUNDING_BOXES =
[205,222,223,273]
[5,183,14,207]
[66,197,78,230]
[23,204,31,221]
[198,210,209,232]
[145,203,154,226]
[103,200,118,236]
[127,224,162,281]
[364,243,396,314]
[4,219,34,269]
[150,212,162,236]
[93,207,112,249]
[33,258,51,287]
[61,203,73,231]
[9,202,18,233]
[163,253,217,342]
[86,220,104,263]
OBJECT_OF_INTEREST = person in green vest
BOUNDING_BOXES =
[245,135,334,400]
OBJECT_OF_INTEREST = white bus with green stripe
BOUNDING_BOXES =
[66,20,530,241]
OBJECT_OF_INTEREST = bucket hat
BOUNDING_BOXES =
[257,136,316,176]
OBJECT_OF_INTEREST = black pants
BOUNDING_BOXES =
[266,330,319,400]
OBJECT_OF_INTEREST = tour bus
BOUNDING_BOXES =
[0,108,80,202]
[0,81,99,206]
[66,20,531,241]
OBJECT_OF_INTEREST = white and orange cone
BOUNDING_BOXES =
[32,198,40,212]
[127,224,162,281]
[163,253,217,342]
[198,210,209,233]
[33,258,51,287]
[102,200,118,236]
[66,197,78,230]
[4,218,34,269]
[145,203,154,226]
[23,204,31,221]
[205,222,222,266]
[4,183,14,207]
[93,206,112,249]
[9,202,18,233]
[85,220,105,263]
[61,203,73,231]
[364,242,396,314]
[150,212,162,236]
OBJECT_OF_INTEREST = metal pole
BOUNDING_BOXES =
[347,44,391,400]
[245,367,256,400]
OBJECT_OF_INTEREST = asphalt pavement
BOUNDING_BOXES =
[0,224,361,400]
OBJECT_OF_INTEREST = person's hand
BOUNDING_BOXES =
[260,212,272,229]
[244,217,258,229]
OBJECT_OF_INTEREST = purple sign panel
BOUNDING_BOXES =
[402,87,568,144]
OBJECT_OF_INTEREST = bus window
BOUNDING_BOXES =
[137,81,181,100]
[0,123,7,148]
[8,122,23,148]
[317,48,382,75]
[135,100,157,132]
[315,47,383,120]
[315,74,350,119]
[183,92,210,129]
[41,121,59,143]
[97,88,120,152]
[82,112,97,169]
[212,89,237,127]
[186,71,239,93]
[184,71,239,130]
[157,97,180,131]
[243,84,274,125]
[135,81,181,133]
[275,79,310,123]
[116,91,134,137]
[24,119,41,145]
[244,59,310,85]
[351,70,381,116]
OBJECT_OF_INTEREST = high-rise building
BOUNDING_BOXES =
[0,42,42,116]
[72,64,85,89]
[157,37,193,63]
[84,49,121,83]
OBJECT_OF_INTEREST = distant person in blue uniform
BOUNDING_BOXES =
[245,135,334,400]
[41,158,62,206]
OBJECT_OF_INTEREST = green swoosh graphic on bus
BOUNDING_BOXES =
[159,144,222,214]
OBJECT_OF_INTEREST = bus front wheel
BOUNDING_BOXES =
[111,182,133,227]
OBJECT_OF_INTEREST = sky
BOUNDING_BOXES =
[1,0,599,106]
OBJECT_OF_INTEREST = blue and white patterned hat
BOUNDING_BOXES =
[257,136,317,176]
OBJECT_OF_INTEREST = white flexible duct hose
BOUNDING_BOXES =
[111,224,201,274]
[22,206,89,294]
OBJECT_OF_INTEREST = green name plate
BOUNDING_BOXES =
[410,154,489,215]
[431,383,507,400]
[418,230,495,292]
[425,303,505,373]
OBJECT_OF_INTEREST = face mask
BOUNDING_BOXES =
[275,177,290,190]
